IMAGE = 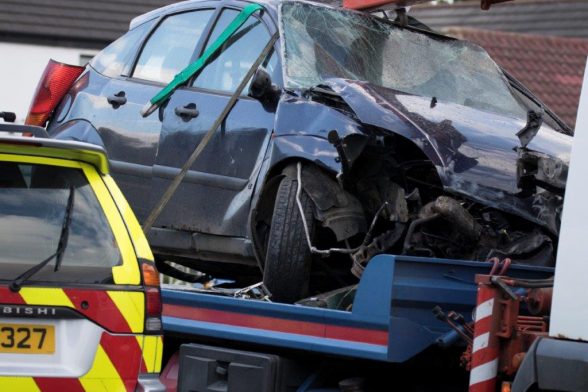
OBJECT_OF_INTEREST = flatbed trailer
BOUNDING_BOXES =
[159,255,551,391]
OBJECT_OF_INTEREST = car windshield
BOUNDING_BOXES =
[280,1,527,119]
[0,162,121,285]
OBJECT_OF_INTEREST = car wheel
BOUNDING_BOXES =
[263,176,315,303]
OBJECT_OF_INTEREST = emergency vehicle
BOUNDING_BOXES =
[0,123,163,392]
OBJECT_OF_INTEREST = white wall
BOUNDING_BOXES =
[0,42,97,123]
[550,58,588,340]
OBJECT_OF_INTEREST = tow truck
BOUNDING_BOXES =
[157,63,586,392]
[149,1,588,391]
[9,0,576,390]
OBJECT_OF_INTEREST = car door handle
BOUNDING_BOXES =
[107,91,127,108]
[175,103,199,120]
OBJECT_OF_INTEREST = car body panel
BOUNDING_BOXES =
[0,138,162,391]
[98,77,166,223]
[0,136,110,174]
[49,119,106,149]
[55,67,165,223]
[0,331,161,391]
[268,95,365,174]
[154,88,275,235]
[323,79,572,233]
[102,175,156,263]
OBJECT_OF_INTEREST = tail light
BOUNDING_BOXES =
[142,261,163,333]
[26,59,84,127]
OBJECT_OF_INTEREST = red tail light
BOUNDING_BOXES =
[26,60,84,127]
[146,287,162,317]
[141,261,163,333]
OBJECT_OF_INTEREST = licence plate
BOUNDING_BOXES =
[0,324,55,354]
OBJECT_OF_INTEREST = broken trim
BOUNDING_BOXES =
[295,162,389,257]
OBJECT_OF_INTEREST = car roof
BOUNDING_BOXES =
[130,0,281,30]
[0,135,110,175]
[129,0,428,32]
[130,0,367,30]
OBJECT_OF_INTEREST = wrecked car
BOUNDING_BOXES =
[33,0,572,303]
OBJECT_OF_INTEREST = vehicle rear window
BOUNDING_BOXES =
[133,10,214,84]
[0,162,121,285]
[90,19,156,78]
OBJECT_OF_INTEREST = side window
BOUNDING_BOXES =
[133,10,214,84]
[193,9,276,92]
[90,19,156,78]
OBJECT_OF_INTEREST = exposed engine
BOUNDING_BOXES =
[300,131,561,280]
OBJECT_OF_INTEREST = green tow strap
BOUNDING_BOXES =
[141,2,264,117]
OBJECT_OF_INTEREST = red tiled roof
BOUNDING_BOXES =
[0,0,176,48]
[446,27,588,129]
[412,0,588,39]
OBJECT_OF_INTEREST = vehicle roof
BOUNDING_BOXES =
[0,136,110,175]
[129,0,433,36]
[130,0,359,29]
[131,0,280,29]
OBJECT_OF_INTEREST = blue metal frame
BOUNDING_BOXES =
[162,255,552,362]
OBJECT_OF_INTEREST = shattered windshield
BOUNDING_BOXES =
[280,1,527,118]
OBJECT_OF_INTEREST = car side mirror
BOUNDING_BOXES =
[249,67,280,104]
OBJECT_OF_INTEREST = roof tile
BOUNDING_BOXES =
[412,0,588,39]
[447,27,588,128]
[0,0,177,47]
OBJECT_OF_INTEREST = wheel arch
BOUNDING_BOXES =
[249,131,442,268]
[251,156,366,270]
[250,157,320,269]
[47,119,105,148]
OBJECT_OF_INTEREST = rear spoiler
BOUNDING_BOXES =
[0,135,110,175]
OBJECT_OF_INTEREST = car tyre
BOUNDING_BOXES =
[263,176,315,303]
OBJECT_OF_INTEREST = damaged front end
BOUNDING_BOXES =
[275,1,572,278]
[322,79,570,275]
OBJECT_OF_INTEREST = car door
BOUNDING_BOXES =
[152,6,280,237]
[51,19,156,222]
[99,8,216,222]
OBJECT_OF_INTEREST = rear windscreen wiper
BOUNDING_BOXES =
[9,185,75,292]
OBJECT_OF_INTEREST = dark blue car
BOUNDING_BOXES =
[30,0,572,302]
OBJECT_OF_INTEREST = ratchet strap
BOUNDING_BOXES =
[141,2,264,117]
[142,32,279,233]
